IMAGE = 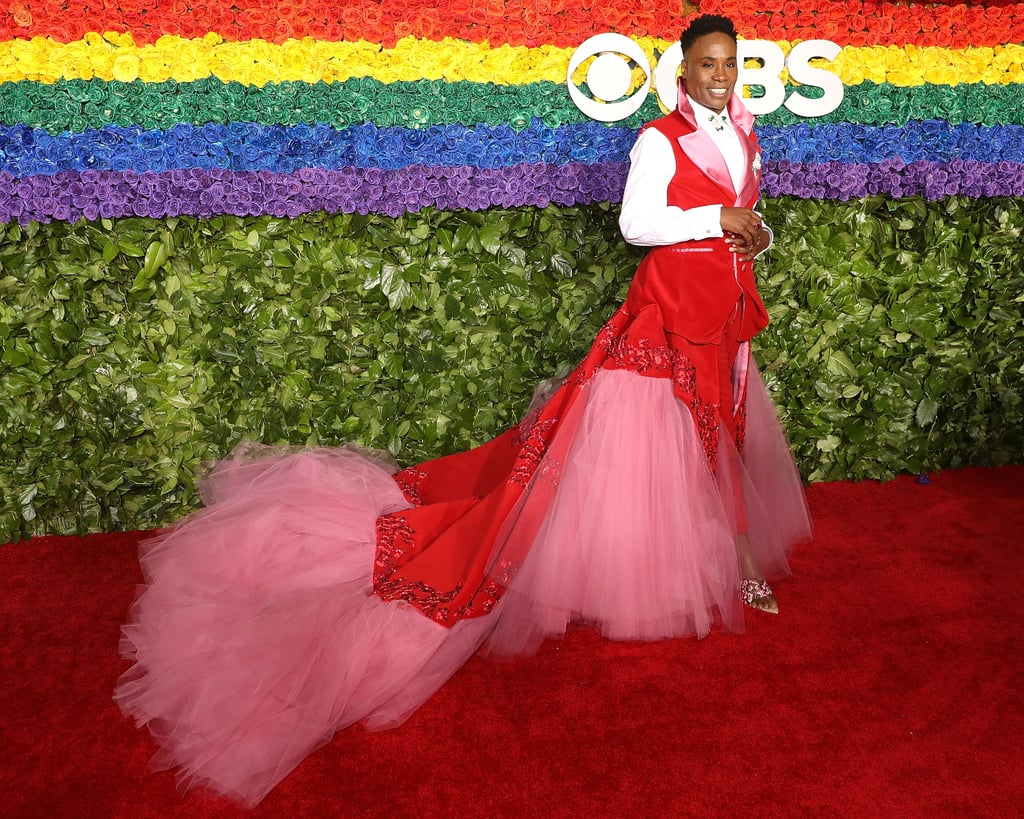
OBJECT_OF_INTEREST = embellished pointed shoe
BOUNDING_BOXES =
[739,578,779,614]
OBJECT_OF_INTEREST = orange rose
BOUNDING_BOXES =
[547,14,570,44]
[416,12,442,41]
[651,8,676,31]
[243,9,273,38]
[561,7,593,37]
[275,18,294,41]
[632,11,658,37]
[363,3,383,27]
[521,6,541,27]
[793,26,818,44]
[812,16,842,41]
[504,19,527,47]
[11,3,32,28]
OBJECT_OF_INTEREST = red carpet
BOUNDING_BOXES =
[2,467,1021,817]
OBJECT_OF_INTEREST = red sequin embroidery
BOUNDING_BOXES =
[374,514,514,625]
[566,306,723,467]
[510,417,558,486]
[693,397,720,468]
[374,514,462,624]
[394,465,429,506]
[734,399,747,456]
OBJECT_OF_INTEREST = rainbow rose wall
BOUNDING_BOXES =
[1,0,1021,542]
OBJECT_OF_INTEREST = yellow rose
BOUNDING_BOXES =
[280,40,321,84]
[111,53,140,83]
[138,57,172,84]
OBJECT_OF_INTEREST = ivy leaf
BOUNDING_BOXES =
[915,398,939,427]
[478,222,503,255]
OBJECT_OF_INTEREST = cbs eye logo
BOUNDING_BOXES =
[567,33,844,122]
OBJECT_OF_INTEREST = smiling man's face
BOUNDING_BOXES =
[680,32,738,114]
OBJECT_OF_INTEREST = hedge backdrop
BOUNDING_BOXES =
[1,0,1023,542]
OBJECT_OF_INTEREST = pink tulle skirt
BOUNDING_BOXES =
[116,364,810,806]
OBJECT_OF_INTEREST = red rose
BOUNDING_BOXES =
[873,13,895,36]
[601,7,629,29]
[847,30,868,48]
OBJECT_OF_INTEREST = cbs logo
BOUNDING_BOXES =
[567,34,844,121]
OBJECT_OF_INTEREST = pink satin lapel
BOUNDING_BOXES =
[673,86,735,200]
[675,82,761,206]
[675,129,736,200]
[726,93,754,133]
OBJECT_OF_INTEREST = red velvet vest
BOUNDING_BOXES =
[625,98,770,344]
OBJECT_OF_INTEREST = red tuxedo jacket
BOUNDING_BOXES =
[625,92,770,344]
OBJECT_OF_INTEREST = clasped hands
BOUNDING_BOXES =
[721,207,769,261]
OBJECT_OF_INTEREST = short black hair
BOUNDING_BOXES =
[679,14,737,56]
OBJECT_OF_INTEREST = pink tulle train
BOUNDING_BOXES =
[116,364,810,806]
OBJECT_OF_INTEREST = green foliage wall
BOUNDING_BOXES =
[1,198,1022,542]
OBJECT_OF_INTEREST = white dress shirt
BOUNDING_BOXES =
[619,96,770,253]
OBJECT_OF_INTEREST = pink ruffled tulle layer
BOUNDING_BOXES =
[116,366,810,806]
[487,367,808,655]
